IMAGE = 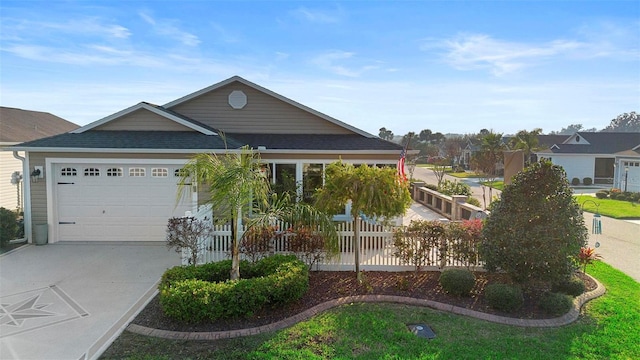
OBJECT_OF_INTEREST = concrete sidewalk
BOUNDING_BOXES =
[584,215,640,283]
[0,243,180,360]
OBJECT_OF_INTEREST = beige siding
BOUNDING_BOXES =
[95,109,196,132]
[170,83,352,135]
[0,151,23,210]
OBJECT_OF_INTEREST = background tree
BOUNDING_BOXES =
[480,160,587,285]
[443,136,465,167]
[178,146,270,280]
[509,128,542,166]
[471,131,505,208]
[315,161,412,280]
[378,127,394,141]
[601,111,640,132]
[549,123,597,134]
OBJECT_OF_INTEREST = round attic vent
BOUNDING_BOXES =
[228,90,247,109]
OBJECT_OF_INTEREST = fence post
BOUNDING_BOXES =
[451,195,467,221]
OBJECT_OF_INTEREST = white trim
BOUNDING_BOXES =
[163,76,376,138]
[45,158,195,243]
[71,102,217,135]
[23,152,32,243]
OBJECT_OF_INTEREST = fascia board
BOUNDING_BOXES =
[71,103,216,135]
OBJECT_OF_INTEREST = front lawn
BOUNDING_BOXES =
[101,262,639,359]
[574,195,640,219]
[481,180,504,191]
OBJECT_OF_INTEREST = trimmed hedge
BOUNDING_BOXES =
[439,269,476,296]
[595,191,609,199]
[539,292,573,316]
[571,177,580,186]
[159,255,309,323]
[485,283,523,312]
[552,276,585,297]
[583,177,593,186]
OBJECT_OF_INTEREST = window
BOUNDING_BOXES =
[84,167,100,176]
[61,167,77,176]
[174,168,188,177]
[274,163,297,197]
[152,168,168,177]
[129,168,146,177]
[303,163,323,204]
[106,168,123,177]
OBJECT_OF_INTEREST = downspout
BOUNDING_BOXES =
[13,151,32,243]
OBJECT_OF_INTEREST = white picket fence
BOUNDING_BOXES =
[183,211,481,271]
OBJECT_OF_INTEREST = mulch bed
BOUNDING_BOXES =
[132,270,597,333]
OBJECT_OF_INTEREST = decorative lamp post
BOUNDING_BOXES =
[625,166,629,192]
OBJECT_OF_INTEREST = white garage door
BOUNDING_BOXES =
[55,163,193,242]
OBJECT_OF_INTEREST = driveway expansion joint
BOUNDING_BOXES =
[126,274,605,340]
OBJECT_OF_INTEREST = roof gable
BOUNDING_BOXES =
[0,106,78,143]
[164,76,374,137]
[72,102,217,135]
[546,132,640,154]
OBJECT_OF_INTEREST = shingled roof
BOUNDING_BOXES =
[227,133,403,151]
[14,131,245,151]
[548,132,640,154]
[0,106,78,143]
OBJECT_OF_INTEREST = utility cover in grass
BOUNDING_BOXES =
[407,324,436,339]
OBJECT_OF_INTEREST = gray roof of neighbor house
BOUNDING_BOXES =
[13,131,245,151]
[0,106,79,143]
[547,132,640,154]
[536,134,570,149]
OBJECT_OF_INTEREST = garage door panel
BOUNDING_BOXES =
[55,163,192,242]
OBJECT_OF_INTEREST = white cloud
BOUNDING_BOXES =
[310,51,380,77]
[290,6,344,23]
[428,33,587,76]
[138,11,200,47]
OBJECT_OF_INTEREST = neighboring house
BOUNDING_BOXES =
[9,76,405,244]
[0,107,78,211]
[536,132,640,192]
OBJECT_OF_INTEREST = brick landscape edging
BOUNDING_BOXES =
[126,274,606,340]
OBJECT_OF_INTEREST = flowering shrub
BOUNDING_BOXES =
[447,219,483,269]
[578,247,603,273]
[240,225,280,262]
[286,225,327,270]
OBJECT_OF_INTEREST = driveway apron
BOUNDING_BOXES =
[0,243,180,360]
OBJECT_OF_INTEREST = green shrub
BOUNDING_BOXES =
[539,292,573,316]
[595,191,609,199]
[439,269,476,296]
[571,177,580,186]
[552,276,585,297]
[159,255,308,322]
[424,183,438,191]
[485,283,523,312]
[630,192,640,202]
[583,177,593,186]
[0,208,19,247]
[439,179,472,197]
[465,197,481,207]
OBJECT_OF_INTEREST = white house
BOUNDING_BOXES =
[536,132,640,192]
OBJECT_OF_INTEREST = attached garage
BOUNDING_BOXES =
[50,161,193,242]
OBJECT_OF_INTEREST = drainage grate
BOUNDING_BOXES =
[407,323,436,339]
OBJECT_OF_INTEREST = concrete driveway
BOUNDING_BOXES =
[0,243,180,360]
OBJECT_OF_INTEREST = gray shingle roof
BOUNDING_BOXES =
[14,131,245,150]
[549,132,640,154]
[226,133,403,151]
[0,106,79,143]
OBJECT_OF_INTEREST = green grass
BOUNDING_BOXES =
[574,195,640,219]
[481,180,504,191]
[101,262,640,360]
[448,171,482,178]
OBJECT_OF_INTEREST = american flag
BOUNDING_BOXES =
[397,148,407,181]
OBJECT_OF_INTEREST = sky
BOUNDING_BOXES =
[1,1,638,137]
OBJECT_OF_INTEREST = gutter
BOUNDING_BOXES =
[13,151,31,243]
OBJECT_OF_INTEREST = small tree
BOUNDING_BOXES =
[393,220,445,271]
[166,216,213,266]
[315,161,412,280]
[0,207,19,248]
[480,160,588,285]
[431,157,450,188]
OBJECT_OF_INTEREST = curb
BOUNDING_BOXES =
[126,274,606,340]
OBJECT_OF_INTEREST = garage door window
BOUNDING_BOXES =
[61,167,77,176]
[129,168,146,177]
[84,168,100,176]
[107,168,123,177]
[152,168,168,177]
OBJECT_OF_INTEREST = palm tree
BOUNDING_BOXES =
[177,146,270,280]
[315,161,412,280]
[509,128,542,166]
